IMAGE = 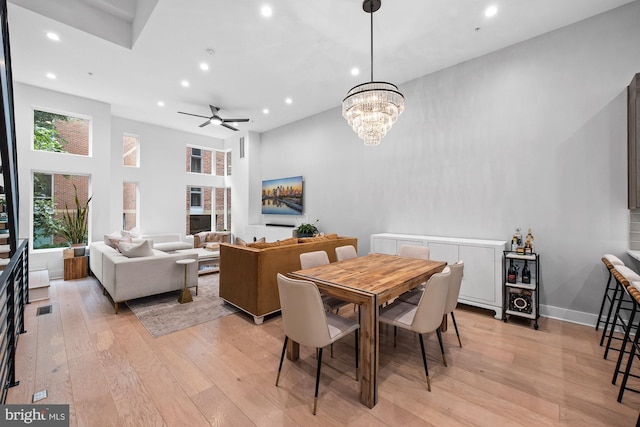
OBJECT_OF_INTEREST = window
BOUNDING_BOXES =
[32,172,90,249]
[190,187,202,208]
[123,182,137,230]
[227,151,232,176]
[190,148,202,173]
[33,109,90,156]
[123,134,139,167]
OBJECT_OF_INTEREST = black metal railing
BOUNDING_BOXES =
[0,239,28,403]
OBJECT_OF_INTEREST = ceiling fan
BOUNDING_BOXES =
[178,105,249,131]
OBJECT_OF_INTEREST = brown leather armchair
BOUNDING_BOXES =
[193,231,231,249]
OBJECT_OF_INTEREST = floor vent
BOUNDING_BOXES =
[36,305,52,316]
[33,389,47,402]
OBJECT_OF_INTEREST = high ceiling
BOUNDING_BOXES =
[6,0,636,139]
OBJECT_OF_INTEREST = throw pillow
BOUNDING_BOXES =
[205,242,220,251]
[235,237,248,246]
[105,235,131,249]
[121,227,141,239]
[248,237,298,249]
[118,239,154,258]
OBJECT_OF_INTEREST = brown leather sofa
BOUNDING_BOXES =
[219,235,357,324]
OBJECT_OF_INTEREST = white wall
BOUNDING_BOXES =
[257,2,640,324]
[110,116,225,237]
[13,84,225,278]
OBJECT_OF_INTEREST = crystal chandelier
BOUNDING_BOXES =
[342,0,404,146]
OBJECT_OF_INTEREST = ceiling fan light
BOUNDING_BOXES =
[210,117,223,125]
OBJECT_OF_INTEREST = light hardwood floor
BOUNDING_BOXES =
[7,275,640,426]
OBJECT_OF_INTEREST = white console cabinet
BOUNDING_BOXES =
[370,233,507,319]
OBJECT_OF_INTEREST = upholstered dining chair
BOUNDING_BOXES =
[300,251,349,314]
[379,266,451,391]
[398,245,430,260]
[399,261,465,349]
[335,245,358,261]
[396,245,431,304]
[275,273,360,415]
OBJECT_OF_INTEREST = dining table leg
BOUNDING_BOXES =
[359,294,378,408]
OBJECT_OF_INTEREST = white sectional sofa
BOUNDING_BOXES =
[90,238,198,313]
[141,233,192,252]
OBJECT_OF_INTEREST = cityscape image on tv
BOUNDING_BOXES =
[261,176,303,215]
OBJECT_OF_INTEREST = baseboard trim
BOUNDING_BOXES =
[540,304,597,327]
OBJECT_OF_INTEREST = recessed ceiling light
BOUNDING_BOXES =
[261,5,273,17]
[285,98,292,105]
[200,62,209,71]
[351,67,360,76]
[262,108,269,114]
[46,32,59,41]
[157,101,165,107]
[485,5,498,17]
[181,80,190,87]
[46,72,56,79]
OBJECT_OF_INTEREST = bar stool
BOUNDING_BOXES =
[604,265,640,361]
[611,267,640,385]
[617,280,640,402]
[597,254,624,336]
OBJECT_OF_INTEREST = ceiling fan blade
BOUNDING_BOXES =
[221,123,239,131]
[209,105,219,115]
[199,120,211,128]
[222,118,250,123]
[178,111,211,119]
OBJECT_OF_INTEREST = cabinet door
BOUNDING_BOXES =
[459,245,495,302]
[371,238,397,255]
[428,242,459,264]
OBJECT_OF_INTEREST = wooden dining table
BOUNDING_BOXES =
[287,253,447,409]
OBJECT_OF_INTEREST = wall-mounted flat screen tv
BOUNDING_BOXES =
[262,175,303,215]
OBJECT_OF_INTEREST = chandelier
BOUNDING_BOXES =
[342,0,404,146]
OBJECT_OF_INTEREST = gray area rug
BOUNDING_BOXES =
[126,273,237,337]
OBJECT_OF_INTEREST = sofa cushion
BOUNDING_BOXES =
[153,241,193,252]
[105,234,131,249]
[298,233,338,243]
[235,237,248,246]
[118,240,154,258]
[248,237,298,249]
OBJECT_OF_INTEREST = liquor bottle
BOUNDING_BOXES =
[507,259,517,284]
[525,228,535,254]
[522,260,531,284]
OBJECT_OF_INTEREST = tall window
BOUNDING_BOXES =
[33,172,90,249]
[123,182,138,230]
[123,134,139,167]
[33,109,90,156]
[190,148,202,173]
[190,187,202,208]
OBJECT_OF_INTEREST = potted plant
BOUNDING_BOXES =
[60,185,92,256]
[295,219,319,238]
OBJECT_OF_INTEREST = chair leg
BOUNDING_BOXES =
[602,282,622,347]
[604,285,625,360]
[436,328,447,367]
[450,311,462,347]
[355,330,359,381]
[331,343,333,358]
[275,336,288,386]
[596,270,613,331]
[613,304,637,385]
[618,326,640,402]
[418,333,431,391]
[313,348,323,415]
[394,326,397,348]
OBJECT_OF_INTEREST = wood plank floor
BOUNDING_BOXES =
[7,276,640,426]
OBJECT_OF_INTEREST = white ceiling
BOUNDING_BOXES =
[6,0,636,139]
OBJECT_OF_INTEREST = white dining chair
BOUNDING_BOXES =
[300,251,349,314]
[400,261,465,348]
[335,245,358,261]
[379,266,451,391]
[275,273,360,415]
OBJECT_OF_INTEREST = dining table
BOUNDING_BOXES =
[287,252,447,408]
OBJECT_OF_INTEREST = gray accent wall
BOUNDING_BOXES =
[254,2,640,324]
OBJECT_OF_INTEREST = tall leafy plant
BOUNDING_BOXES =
[60,185,92,245]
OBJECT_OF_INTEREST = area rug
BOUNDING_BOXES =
[126,273,237,338]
